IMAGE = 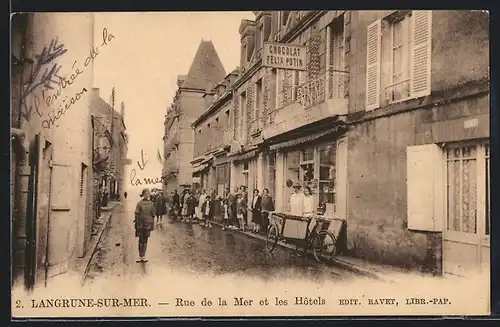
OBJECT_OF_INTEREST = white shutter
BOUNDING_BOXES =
[410,10,432,98]
[366,20,382,110]
[406,144,444,232]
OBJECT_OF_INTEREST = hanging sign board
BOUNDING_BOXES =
[262,42,307,71]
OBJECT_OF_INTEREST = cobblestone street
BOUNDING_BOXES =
[84,199,362,287]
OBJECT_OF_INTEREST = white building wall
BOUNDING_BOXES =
[25,12,95,279]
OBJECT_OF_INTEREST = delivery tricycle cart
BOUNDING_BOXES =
[266,212,344,263]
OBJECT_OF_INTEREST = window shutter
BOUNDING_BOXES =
[406,144,444,232]
[263,15,271,42]
[366,19,382,111]
[410,10,432,98]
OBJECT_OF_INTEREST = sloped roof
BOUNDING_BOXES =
[181,40,226,90]
[90,92,125,132]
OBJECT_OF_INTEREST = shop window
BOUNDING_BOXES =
[300,148,314,184]
[445,142,489,235]
[318,144,336,213]
[283,143,338,213]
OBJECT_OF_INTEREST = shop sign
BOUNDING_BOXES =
[192,177,201,183]
[263,42,307,71]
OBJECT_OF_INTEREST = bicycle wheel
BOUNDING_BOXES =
[266,223,279,252]
[312,230,337,263]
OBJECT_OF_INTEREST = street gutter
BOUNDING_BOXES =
[210,221,384,281]
[78,202,121,286]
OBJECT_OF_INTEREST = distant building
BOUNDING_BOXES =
[190,68,239,218]
[90,88,128,216]
[162,40,226,192]
[11,12,95,289]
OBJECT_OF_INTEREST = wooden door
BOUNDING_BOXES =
[443,141,490,276]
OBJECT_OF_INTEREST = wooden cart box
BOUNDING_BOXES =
[271,213,310,240]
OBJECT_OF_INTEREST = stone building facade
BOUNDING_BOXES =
[191,69,239,219]
[11,12,95,289]
[189,10,490,276]
[162,40,226,193]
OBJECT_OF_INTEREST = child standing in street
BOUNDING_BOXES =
[134,188,156,263]
[201,195,214,227]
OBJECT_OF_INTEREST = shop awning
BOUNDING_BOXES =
[214,155,232,166]
[268,125,345,151]
[232,149,258,162]
[201,156,214,164]
[192,163,208,173]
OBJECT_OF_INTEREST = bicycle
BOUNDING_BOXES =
[266,212,338,263]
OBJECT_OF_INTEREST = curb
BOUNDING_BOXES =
[210,220,383,280]
[79,202,121,286]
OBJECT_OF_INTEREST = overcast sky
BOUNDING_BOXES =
[92,12,254,193]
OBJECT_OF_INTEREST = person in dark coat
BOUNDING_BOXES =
[172,189,180,220]
[185,190,197,223]
[201,195,215,228]
[124,191,128,199]
[102,189,109,207]
[134,188,156,262]
[154,191,167,227]
[250,189,262,234]
[261,188,274,234]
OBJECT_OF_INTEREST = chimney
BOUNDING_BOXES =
[92,87,100,98]
[120,101,125,120]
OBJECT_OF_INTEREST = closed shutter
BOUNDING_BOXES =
[406,144,444,232]
[410,10,432,98]
[263,16,271,42]
[366,19,382,111]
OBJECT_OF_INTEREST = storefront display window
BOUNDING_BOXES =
[283,142,337,214]
[318,144,336,214]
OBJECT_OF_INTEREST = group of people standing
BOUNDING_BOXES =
[223,185,275,235]
[167,188,216,227]
[141,185,277,235]
[132,183,318,262]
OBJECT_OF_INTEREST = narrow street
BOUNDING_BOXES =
[83,199,362,287]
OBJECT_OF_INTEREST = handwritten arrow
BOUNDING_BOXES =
[137,149,149,171]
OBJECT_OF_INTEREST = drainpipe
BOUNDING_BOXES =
[11,128,31,288]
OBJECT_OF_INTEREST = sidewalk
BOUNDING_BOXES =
[210,220,423,282]
[75,201,121,286]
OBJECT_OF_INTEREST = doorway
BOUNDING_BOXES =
[443,141,490,276]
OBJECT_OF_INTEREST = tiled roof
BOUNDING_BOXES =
[181,40,226,90]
